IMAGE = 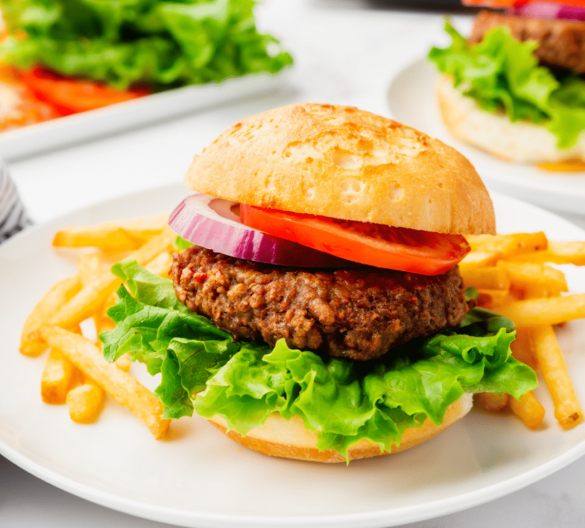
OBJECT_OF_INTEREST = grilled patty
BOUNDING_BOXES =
[470,11,585,74]
[171,246,469,361]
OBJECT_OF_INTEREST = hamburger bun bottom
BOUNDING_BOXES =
[207,392,473,463]
[437,75,585,165]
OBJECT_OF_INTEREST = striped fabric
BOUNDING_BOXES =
[0,161,32,243]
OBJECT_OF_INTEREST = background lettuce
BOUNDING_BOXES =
[0,0,292,90]
[429,21,585,149]
[101,260,538,460]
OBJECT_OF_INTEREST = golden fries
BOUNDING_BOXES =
[461,229,585,431]
[460,251,502,269]
[509,392,545,429]
[530,325,583,428]
[497,295,585,327]
[477,289,510,308]
[40,325,170,439]
[466,232,548,259]
[508,240,585,266]
[511,327,538,371]
[67,379,105,423]
[145,251,172,278]
[41,348,76,404]
[76,252,102,287]
[53,213,169,252]
[459,267,510,291]
[500,262,568,299]
[21,276,81,357]
[475,392,509,412]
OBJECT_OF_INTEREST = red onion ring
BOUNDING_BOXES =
[168,194,355,268]
[511,3,585,20]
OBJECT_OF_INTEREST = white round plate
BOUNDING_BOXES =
[1,184,585,528]
[387,58,585,216]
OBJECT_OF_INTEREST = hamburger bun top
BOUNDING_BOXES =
[185,103,495,235]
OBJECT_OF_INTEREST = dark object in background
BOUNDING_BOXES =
[0,161,32,243]
[368,0,483,11]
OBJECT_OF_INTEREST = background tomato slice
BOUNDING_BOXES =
[240,205,470,275]
[19,68,149,115]
[462,0,584,6]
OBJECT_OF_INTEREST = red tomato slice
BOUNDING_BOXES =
[463,0,584,6]
[19,68,149,115]
[240,205,470,275]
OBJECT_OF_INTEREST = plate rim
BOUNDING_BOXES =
[2,182,585,528]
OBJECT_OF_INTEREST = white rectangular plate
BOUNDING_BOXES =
[0,73,286,160]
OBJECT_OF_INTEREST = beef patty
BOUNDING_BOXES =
[171,246,469,361]
[470,11,585,74]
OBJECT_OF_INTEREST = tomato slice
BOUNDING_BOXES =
[19,68,149,115]
[240,205,470,275]
[0,67,62,131]
[463,0,584,6]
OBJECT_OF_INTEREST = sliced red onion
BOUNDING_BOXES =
[512,3,585,21]
[168,194,355,268]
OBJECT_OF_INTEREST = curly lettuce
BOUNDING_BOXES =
[0,0,292,90]
[100,260,538,460]
[428,21,585,149]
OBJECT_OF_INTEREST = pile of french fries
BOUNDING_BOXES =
[20,215,585,439]
[461,232,585,430]
[20,213,174,439]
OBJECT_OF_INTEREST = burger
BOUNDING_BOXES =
[100,103,537,463]
[429,1,585,169]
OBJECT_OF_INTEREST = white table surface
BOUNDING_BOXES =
[3,1,585,527]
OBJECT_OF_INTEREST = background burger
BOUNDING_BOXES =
[429,1,585,169]
[100,103,537,463]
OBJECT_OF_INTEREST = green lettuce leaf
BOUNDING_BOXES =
[428,21,585,149]
[0,0,293,90]
[100,260,538,459]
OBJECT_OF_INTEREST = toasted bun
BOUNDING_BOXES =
[185,103,495,235]
[437,75,585,164]
[207,393,473,463]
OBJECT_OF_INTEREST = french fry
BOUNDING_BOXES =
[53,213,169,252]
[115,354,132,372]
[530,325,583,428]
[39,325,170,439]
[475,392,509,412]
[67,379,105,423]
[94,312,115,335]
[466,232,548,259]
[459,267,510,291]
[509,391,545,429]
[507,240,585,266]
[496,294,585,327]
[460,251,502,269]
[511,327,538,371]
[40,348,76,404]
[477,289,510,308]
[132,226,176,265]
[27,227,176,352]
[500,262,568,299]
[21,276,81,356]
[77,252,102,287]
[145,251,172,278]
[45,270,122,331]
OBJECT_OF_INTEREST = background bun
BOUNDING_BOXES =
[207,393,473,463]
[437,75,585,164]
[185,103,495,235]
